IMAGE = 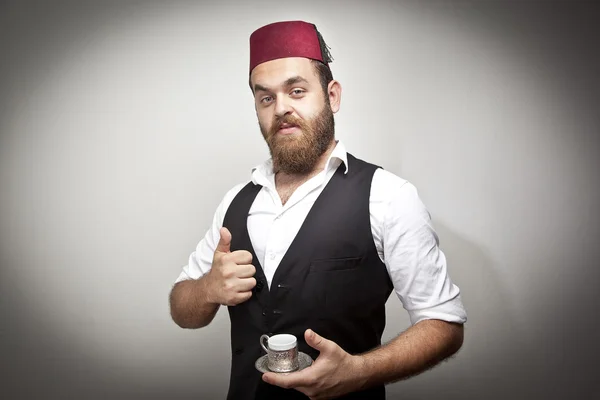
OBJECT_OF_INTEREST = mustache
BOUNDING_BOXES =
[269,115,307,136]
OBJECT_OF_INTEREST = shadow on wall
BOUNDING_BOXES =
[388,219,600,399]
[0,278,222,400]
[386,221,532,400]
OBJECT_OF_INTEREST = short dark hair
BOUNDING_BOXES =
[311,60,334,98]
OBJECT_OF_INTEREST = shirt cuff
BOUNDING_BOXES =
[407,294,468,325]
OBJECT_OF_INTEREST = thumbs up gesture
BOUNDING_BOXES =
[205,227,257,306]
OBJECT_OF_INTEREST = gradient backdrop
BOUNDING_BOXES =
[1,0,599,399]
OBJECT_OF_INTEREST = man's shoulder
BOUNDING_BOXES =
[373,168,409,188]
[214,180,254,216]
[229,180,256,193]
[359,160,418,202]
[348,153,409,187]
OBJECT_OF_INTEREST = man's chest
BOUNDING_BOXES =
[277,183,301,206]
[246,188,320,284]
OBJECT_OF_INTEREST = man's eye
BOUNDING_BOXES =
[291,89,304,95]
[261,96,273,104]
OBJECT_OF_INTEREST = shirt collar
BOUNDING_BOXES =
[251,139,349,185]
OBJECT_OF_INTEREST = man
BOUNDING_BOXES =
[170,21,467,399]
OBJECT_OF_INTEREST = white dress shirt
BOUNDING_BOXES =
[175,140,467,325]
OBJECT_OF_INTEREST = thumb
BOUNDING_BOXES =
[305,329,334,353]
[216,227,232,253]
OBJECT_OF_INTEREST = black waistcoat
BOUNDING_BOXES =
[222,153,394,399]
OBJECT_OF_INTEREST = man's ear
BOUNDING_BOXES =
[328,80,342,113]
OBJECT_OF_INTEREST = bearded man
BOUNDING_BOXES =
[170,20,467,400]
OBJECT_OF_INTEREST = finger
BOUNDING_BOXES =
[215,227,232,253]
[262,369,312,389]
[305,329,336,353]
[235,264,256,278]
[236,277,257,292]
[228,249,253,265]
[234,291,252,304]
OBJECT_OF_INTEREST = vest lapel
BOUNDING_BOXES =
[268,161,348,290]
[225,182,269,308]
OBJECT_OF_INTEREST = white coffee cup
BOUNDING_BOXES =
[260,333,299,373]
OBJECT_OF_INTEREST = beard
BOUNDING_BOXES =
[259,102,335,175]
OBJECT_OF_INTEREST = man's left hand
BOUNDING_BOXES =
[262,329,366,400]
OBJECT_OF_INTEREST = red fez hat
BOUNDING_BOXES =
[249,21,333,73]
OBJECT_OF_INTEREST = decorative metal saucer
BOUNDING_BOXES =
[255,352,314,374]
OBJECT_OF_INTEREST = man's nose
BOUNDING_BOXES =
[274,96,293,118]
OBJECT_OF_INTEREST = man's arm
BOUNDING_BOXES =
[169,183,251,329]
[354,319,464,388]
[169,276,220,329]
[169,227,256,329]
[262,321,463,398]
[355,175,466,384]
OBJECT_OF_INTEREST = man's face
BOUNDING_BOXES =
[250,57,335,174]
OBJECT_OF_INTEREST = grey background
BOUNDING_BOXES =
[1,0,599,399]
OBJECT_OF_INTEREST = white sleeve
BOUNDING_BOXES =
[174,182,249,284]
[372,170,467,325]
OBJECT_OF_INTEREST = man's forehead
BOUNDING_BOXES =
[251,57,317,88]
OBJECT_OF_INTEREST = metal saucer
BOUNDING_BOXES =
[255,352,314,374]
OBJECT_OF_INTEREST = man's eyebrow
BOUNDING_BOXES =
[253,76,310,94]
[254,83,270,93]
[283,76,309,87]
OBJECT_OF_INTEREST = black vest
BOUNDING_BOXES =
[222,154,394,399]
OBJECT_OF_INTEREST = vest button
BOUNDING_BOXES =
[255,279,264,292]
[262,309,267,316]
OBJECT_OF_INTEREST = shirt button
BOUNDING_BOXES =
[269,253,276,260]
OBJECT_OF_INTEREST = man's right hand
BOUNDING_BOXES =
[205,227,256,306]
